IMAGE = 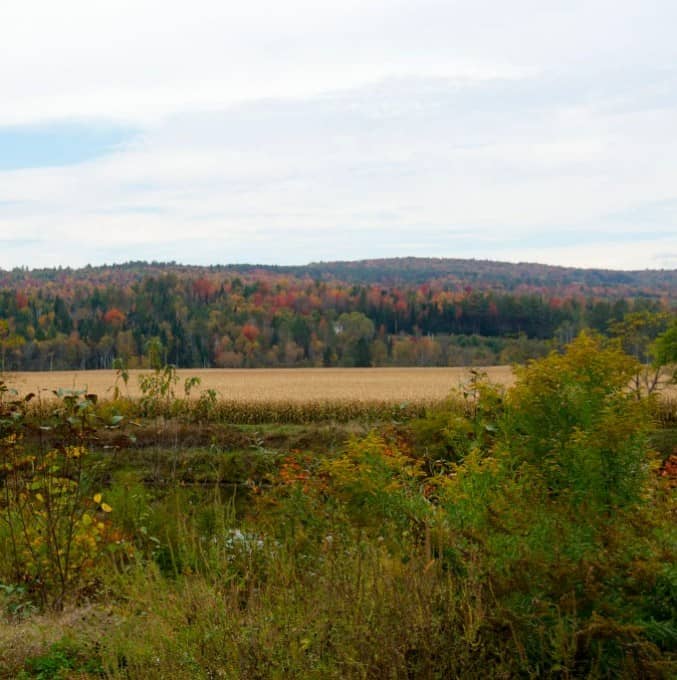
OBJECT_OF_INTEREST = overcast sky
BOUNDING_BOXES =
[1,0,676,271]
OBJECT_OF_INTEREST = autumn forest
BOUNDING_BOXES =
[0,257,675,372]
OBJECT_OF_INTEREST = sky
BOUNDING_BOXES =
[1,0,676,271]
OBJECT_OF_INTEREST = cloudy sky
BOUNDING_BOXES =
[2,0,676,270]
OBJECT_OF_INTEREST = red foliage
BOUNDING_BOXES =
[15,292,28,309]
[193,277,216,301]
[660,454,677,488]
[242,323,260,343]
[103,308,125,325]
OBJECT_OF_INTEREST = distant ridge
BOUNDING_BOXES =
[0,256,674,372]
[2,257,675,296]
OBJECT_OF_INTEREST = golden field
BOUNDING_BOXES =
[3,366,516,403]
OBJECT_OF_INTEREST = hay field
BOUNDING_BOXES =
[4,366,516,404]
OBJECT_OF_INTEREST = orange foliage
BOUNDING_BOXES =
[242,323,260,343]
[103,308,125,325]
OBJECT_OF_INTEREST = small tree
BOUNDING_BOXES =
[609,311,670,395]
[650,316,677,384]
[504,331,651,508]
[0,386,129,609]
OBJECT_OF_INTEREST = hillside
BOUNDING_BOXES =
[0,258,674,371]
[3,257,676,296]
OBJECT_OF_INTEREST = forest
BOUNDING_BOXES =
[0,258,674,371]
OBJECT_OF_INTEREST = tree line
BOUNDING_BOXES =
[0,265,672,371]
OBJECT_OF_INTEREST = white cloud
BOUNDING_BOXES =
[3,0,675,125]
[495,238,677,271]
[1,2,676,269]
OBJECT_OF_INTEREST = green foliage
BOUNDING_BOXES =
[0,387,131,610]
[504,332,652,507]
[609,310,670,361]
[138,364,179,416]
[610,311,673,394]
[192,387,218,421]
[111,357,129,400]
[0,581,36,620]
[145,336,165,371]
[22,637,104,679]
[432,333,675,676]
[652,316,677,381]
[137,360,209,420]
[183,375,201,396]
[409,370,504,472]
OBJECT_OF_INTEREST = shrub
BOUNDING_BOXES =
[0,387,131,609]
[434,333,675,676]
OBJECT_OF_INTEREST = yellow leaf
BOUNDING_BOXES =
[82,513,92,526]
[93,493,102,504]
[35,493,44,503]
[101,502,112,513]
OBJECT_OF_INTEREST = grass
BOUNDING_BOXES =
[2,422,674,678]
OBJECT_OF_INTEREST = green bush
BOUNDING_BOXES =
[434,333,675,676]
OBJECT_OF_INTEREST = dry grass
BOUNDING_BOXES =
[3,366,516,404]
[0,605,113,678]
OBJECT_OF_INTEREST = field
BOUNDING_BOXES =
[4,366,516,403]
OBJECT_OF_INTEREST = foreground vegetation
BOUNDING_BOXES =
[0,334,675,678]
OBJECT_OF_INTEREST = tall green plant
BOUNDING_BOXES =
[0,387,130,609]
[436,333,673,675]
[504,331,652,508]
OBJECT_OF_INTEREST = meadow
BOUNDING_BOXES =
[0,338,675,678]
[5,366,516,403]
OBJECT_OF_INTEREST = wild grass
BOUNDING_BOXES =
[1,339,676,678]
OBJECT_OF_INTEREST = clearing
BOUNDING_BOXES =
[4,366,516,403]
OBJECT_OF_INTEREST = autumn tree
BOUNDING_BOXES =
[610,311,671,395]
[335,312,375,366]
